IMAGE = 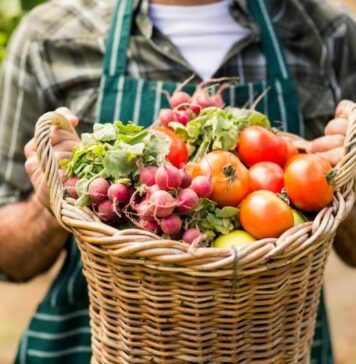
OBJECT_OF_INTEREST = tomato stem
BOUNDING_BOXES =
[326,170,336,186]
[278,188,290,205]
[224,164,237,183]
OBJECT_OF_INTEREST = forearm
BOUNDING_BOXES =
[333,204,356,267]
[0,194,68,281]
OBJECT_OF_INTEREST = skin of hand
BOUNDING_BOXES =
[0,107,80,281]
[24,107,80,210]
[306,100,352,166]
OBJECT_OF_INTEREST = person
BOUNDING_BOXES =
[0,0,355,362]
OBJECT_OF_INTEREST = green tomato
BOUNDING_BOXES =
[213,230,256,249]
[292,209,307,226]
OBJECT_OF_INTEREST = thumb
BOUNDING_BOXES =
[55,107,79,128]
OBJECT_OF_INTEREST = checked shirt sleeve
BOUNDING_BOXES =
[0,9,51,209]
[303,0,356,103]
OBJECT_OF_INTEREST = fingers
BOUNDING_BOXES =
[24,138,36,158]
[335,100,354,118]
[50,128,80,145]
[55,107,79,128]
[306,134,345,154]
[24,155,38,176]
[325,118,349,136]
[25,150,72,176]
[316,147,345,167]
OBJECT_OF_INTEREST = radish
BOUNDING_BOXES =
[191,91,213,109]
[177,188,200,214]
[161,214,182,235]
[140,219,160,233]
[211,83,230,108]
[159,109,175,128]
[182,228,201,244]
[140,166,158,187]
[149,190,176,217]
[155,164,182,190]
[88,178,110,203]
[145,184,160,199]
[191,176,213,198]
[136,200,155,219]
[180,169,192,188]
[64,176,78,198]
[97,199,116,222]
[166,74,195,109]
[173,110,190,125]
[169,91,191,109]
[108,183,130,203]
[190,104,202,116]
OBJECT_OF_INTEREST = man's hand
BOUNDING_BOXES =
[24,107,80,210]
[306,100,351,166]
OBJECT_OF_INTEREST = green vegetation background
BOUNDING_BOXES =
[0,0,46,63]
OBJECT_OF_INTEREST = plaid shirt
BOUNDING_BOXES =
[0,0,355,212]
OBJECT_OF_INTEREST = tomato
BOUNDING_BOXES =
[240,191,294,239]
[213,230,256,249]
[285,141,299,161]
[284,154,334,212]
[152,127,188,167]
[249,162,284,193]
[186,162,204,178]
[199,151,250,207]
[238,126,288,167]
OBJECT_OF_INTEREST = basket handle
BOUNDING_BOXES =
[34,111,75,229]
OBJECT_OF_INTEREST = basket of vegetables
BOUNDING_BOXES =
[34,83,356,364]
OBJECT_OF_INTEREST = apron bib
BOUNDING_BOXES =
[14,0,332,363]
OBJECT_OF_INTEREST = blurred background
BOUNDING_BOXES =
[0,0,355,363]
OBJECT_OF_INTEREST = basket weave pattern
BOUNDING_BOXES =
[35,104,356,364]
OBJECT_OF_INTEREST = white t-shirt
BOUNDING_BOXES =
[149,0,251,80]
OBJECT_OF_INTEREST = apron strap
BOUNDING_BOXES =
[104,0,134,77]
[97,0,134,122]
[247,0,290,80]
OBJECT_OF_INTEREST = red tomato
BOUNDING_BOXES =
[152,127,189,167]
[238,126,288,167]
[249,162,284,193]
[240,190,294,239]
[199,151,250,207]
[284,154,334,212]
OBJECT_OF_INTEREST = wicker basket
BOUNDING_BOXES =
[34,103,356,364]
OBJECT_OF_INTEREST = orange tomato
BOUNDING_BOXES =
[199,151,250,207]
[240,190,294,239]
[284,154,334,212]
[186,162,204,179]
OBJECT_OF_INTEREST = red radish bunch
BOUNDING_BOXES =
[158,76,236,129]
[155,165,182,190]
[64,176,79,198]
[88,178,110,203]
[108,183,130,203]
[177,189,199,214]
[182,228,202,244]
[140,166,158,187]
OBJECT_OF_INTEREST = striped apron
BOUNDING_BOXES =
[14,0,333,362]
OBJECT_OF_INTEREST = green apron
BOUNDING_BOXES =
[14,0,333,362]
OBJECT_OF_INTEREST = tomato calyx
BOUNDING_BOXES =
[223,164,237,183]
[326,170,336,186]
[277,188,290,205]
